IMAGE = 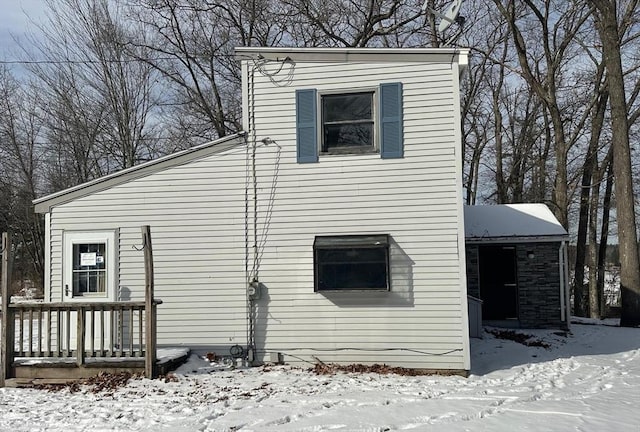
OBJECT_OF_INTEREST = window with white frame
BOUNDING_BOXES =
[321,92,375,154]
[64,231,116,299]
[72,242,107,295]
[314,234,390,292]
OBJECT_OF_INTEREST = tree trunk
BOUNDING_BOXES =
[589,0,640,327]
[492,44,508,203]
[597,154,614,316]
[578,88,608,318]
[587,158,603,319]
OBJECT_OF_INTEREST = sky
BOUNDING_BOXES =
[0,0,45,60]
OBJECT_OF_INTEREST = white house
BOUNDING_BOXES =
[34,47,471,373]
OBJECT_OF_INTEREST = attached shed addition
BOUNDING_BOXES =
[464,204,570,329]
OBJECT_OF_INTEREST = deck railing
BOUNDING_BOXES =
[1,226,159,386]
[7,301,161,361]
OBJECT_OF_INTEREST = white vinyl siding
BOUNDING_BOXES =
[46,56,468,370]
[245,60,466,370]
[48,151,250,349]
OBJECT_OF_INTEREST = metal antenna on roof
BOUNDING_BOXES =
[422,0,466,47]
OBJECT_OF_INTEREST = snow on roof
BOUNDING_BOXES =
[464,204,568,241]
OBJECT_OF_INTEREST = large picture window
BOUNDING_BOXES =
[321,92,374,153]
[314,235,390,291]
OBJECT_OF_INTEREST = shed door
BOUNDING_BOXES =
[479,245,518,320]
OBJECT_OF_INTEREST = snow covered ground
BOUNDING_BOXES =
[0,320,638,431]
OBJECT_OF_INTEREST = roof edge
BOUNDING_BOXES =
[34,132,247,213]
[465,234,570,244]
[235,47,470,65]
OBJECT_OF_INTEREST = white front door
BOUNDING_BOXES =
[62,231,117,352]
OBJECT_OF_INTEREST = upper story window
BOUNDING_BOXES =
[322,92,375,154]
[296,82,403,163]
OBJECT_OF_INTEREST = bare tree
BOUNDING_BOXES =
[462,0,524,205]
[285,0,427,48]
[587,0,640,327]
[572,54,607,318]
[490,0,593,228]
[26,0,159,184]
[0,67,45,287]
[126,0,290,144]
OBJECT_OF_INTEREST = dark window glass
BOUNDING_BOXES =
[314,235,389,291]
[72,243,106,295]
[324,123,373,149]
[322,92,374,152]
[323,93,372,122]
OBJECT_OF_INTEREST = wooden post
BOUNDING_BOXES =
[1,233,14,386]
[142,226,156,379]
[76,307,85,367]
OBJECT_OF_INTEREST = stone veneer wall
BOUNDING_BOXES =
[465,245,480,298]
[465,241,567,329]
[516,242,565,329]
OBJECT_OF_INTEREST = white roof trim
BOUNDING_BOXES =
[34,133,247,213]
[465,236,567,244]
[235,47,469,70]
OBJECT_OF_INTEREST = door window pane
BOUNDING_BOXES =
[72,243,106,295]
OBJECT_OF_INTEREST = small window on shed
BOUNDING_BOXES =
[314,234,390,292]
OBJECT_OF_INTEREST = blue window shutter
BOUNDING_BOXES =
[380,82,403,159]
[296,89,318,163]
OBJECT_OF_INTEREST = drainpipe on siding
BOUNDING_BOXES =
[563,241,571,329]
[559,242,566,322]
[559,241,571,329]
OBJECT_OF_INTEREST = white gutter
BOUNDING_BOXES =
[563,241,571,329]
[465,235,570,244]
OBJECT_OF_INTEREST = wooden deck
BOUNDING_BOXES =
[4,347,189,387]
[1,227,166,386]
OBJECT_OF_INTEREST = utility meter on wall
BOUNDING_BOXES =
[248,280,261,300]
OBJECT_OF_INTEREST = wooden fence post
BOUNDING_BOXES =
[1,233,14,386]
[142,226,156,379]
[76,307,85,367]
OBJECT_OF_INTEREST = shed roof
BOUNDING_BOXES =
[464,204,568,243]
[34,133,246,213]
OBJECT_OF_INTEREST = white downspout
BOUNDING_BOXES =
[559,241,565,321]
[44,212,51,302]
[563,240,571,329]
[559,240,570,329]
